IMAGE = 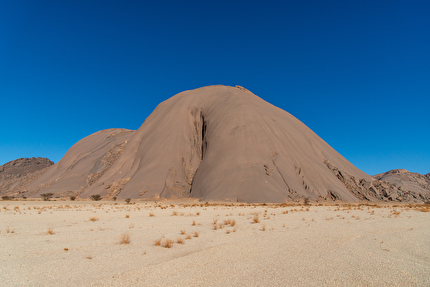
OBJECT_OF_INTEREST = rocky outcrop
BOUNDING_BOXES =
[373,169,430,201]
[2,86,428,203]
[325,162,430,202]
[21,86,372,202]
[0,158,54,197]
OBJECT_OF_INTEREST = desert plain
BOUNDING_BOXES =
[1,199,429,286]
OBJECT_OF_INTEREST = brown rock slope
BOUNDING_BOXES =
[0,157,53,197]
[20,85,429,202]
[27,129,134,198]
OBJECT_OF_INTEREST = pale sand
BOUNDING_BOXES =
[1,200,429,286]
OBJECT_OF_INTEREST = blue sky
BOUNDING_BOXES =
[1,0,429,175]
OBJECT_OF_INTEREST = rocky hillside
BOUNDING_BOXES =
[373,169,430,202]
[0,157,54,198]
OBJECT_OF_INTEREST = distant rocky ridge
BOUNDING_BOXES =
[0,157,54,197]
[1,86,429,202]
[372,169,430,201]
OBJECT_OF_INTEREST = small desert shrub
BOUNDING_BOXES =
[180,229,186,235]
[261,224,266,231]
[2,196,13,200]
[70,196,76,201]
[113,197,117,201]
[154,237,162,246]
[171,211,178,216]
[149,212,155,217]
[90,217,99,222]
[185,234,192,240]
[176,237,184,244]
[125,198,131,204]
[120,233,131,244]
[64,248,69,251]
[192,231,199,237]
[90,194,102,201]
[41,193,54,201]
[252,215,260,223]
[125,214,130,218]
[47,227,54,235]
[162,238,174,248]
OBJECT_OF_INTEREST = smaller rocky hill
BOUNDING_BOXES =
[373,169,430,202]
[0,157,54,198]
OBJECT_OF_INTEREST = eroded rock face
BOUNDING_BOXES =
[325,162,430,202]
[373,169,430,202]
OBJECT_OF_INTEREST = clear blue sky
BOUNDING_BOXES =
[1,1,429,175]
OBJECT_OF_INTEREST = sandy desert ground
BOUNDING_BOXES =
[1,199,429,286]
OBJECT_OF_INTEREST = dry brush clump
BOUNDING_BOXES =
[176,237,184,244]
[47,227,54,235]
[120,233,131,244]
[89,217,99,222]
[162,238,174,248]
[154,237,162,246]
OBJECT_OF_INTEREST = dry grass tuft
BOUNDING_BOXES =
[185,234,192,240]
[120,233,131,244]
[125,214,130,218]
[47,227,54,235]
[176,237,184,244]
[89,217,99,222]
[162,238,174,248]
[180,229,186,235]
[253,215,260,223]
[171,211,178,216]
[149,212,155,217]
[154,237,162,246]
[192,231,200,237]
